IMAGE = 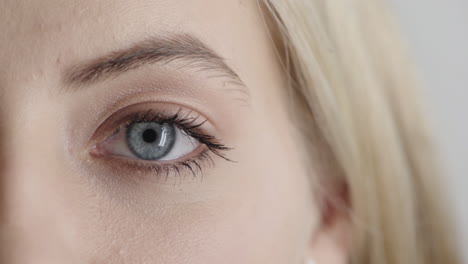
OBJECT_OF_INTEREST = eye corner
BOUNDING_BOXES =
[89,143,107,158]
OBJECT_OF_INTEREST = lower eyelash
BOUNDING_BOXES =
[114,147,218,184]
[171,150,215,181]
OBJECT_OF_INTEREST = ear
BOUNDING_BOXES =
[306,181,351,264]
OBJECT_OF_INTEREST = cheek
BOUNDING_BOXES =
[75,119,314,264]
[233,117,315,262]
[79,185,312,264]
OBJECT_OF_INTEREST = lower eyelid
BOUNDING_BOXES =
[89,145,214,183]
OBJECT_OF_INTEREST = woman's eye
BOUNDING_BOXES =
[127,122,176,160]
[96,121,200,161]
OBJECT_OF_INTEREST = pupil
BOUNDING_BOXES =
[142,129,158,143]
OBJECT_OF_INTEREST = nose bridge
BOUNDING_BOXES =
[0,97,76,263]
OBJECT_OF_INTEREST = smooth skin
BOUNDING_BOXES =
[0,0,348,263]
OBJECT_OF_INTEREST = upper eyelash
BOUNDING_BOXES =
[123,108,233,162]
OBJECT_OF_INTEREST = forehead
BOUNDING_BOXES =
[1,0,253,40]
[0,0,261,83]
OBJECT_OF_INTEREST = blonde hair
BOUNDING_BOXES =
[262,1,461,263]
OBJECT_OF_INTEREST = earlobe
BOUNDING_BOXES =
[307,181,351,264]
[308,215,350,264]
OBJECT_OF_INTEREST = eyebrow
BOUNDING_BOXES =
[63,34,245,90]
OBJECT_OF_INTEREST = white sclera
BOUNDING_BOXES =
[102,125,200,161]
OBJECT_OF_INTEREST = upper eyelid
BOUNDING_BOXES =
[127,110,206,131]
[90,103,212,142]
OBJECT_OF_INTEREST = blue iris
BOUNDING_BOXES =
[126,122,176,160]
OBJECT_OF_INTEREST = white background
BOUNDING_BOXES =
[388,0,468,259]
